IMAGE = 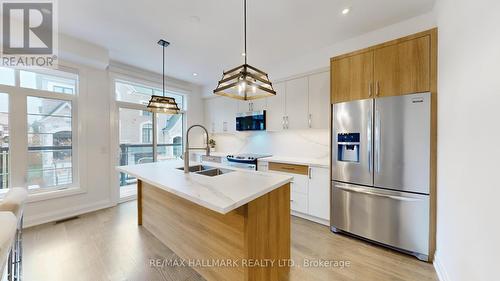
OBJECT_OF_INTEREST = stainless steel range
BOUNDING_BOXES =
[226,154,272,170]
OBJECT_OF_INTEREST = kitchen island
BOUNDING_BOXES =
[117,160,293,281]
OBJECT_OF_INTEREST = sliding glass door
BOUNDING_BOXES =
[115,79,184,200]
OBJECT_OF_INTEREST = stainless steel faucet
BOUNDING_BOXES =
[184,125,211,173]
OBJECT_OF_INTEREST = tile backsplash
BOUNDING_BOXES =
[210,129,330,159]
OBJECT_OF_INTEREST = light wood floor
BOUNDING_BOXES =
[23,201,438,281]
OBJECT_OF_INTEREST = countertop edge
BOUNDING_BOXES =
[116,166,293,215]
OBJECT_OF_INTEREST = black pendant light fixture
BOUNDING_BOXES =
[147,39,181,114]
[213,0,276,100]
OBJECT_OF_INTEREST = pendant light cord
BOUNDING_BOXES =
[244,0,247,65]
[162,44,166,97]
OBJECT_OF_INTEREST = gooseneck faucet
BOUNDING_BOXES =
[184,125,211,173]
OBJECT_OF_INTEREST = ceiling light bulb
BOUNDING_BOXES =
[252,85,257,93]
[192,72,198,76]
[342,8,350,15]
[241,52,246,57]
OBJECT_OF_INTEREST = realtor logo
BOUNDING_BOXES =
[1,0,58,67]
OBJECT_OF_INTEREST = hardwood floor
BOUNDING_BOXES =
[23,201,438,281]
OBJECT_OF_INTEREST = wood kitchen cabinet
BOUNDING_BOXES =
[331,51,373,103]
[331,32,433,103]
[374,35,430,97]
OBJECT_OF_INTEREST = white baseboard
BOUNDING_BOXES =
[433,251,450,281]
[23,199,115,228]
[291,211,330,226]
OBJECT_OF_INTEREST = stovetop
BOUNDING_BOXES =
[226,153,272,161]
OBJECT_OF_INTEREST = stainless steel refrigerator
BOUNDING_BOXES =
[331,92,430,261]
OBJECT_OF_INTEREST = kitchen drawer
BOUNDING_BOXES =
[268,162,309,175]
[291,192,308,213]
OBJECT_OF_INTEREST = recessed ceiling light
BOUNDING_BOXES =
[192,72,198,76]
[342,8,350,15]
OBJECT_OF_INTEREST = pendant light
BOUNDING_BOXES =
[147,39,181,114]
[213,0,276,100]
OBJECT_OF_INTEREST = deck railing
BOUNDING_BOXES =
[119,143,182,187]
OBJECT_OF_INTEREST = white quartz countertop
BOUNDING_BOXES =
[116,160,292,214]
[258,156,330,168]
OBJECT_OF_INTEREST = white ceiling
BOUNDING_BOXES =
[59,0,435,88]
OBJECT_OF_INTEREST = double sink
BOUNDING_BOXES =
[176,165,235,177]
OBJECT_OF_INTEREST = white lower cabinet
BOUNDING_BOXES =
[291,192,308,214]
[261,161,330,225]
[307,167,330,221]
[291,174,309,194]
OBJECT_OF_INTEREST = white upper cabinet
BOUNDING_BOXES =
[204,98,217,133]
[205,97,237,134]
[285,77,309,130]
[308,71,330,129]
[266,82,286,131]
[237,98,267,113]
[205,70,330,133]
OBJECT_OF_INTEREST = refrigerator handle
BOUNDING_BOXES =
[334,183,421,202]
[375,109,381,174]
[367,109,372,174]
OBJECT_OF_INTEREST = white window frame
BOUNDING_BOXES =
[109,72,188,203]
[0,66,84,200]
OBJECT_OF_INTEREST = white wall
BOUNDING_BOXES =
[434,0,500,280]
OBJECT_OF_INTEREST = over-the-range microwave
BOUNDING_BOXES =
[236,110,266,131]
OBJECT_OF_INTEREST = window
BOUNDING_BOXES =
[0,67,78,194]
[0,93,9,190]
[0,68,15,86]
[27,97,73,189]
[141,122,153,144]
[20,69,78,94]
[115,80,183,107]
[157,114,183,161]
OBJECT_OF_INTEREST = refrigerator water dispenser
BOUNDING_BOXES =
[337,133,360,162]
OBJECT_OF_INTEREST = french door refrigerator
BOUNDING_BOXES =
[331,92,431,261]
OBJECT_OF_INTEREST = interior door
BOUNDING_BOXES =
[374,92,431,194]
[332,98,373,186]
[373,36,430,97]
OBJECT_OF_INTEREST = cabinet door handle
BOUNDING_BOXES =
[285,116,289,129]
[309,167,312,179]
[368,82,373,97]
[282,116,285,129]
[376,81,380,97]
[308,114,312,128]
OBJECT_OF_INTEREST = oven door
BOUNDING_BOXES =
[226,161,256,170]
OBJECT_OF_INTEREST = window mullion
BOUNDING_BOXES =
[9,89,28,188]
